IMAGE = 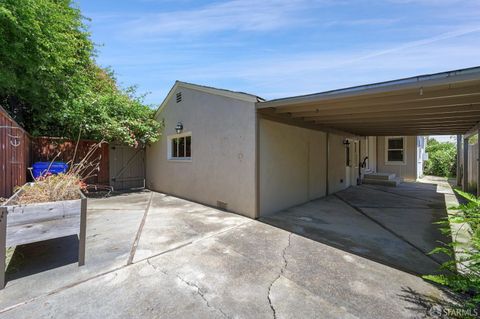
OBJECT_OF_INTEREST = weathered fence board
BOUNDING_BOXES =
[6,199,81,227]
[109,144,145,190]
[0,189,87,289]
[0,106,31,199]
[32,137,109,185]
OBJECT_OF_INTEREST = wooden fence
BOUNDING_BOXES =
[0,106,31,199]
[1,106,142,196]
[32,137,110,185]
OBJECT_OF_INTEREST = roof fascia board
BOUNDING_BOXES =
[257,67,480,109]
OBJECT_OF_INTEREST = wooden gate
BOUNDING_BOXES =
[0,106,31,199]
[109,144,145,190]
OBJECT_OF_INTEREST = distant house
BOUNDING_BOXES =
[147,67,480,218]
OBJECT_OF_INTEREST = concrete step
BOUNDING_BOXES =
[364,172,396,181]
[363,177,402,187]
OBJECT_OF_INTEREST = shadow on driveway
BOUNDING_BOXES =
[260,179,453,276]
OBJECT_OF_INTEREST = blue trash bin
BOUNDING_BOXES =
[32,162,69,179]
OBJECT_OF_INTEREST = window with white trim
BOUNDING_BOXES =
[168,133,191,160]
[385,136,406,164]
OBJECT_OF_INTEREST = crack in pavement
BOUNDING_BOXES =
[267,232,292,319]
[146,258,168,276]
[176,274,230,319]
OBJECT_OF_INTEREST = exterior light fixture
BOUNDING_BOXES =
[343,139,350,146]
[175,122,183,134]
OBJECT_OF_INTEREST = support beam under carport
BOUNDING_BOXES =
[456,135,462,187]
[478,128,480,197]
[463,137,469,192]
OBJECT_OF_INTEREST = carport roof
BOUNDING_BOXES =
[257,66,480,137]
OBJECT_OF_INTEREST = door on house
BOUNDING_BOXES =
[109,144,145,190]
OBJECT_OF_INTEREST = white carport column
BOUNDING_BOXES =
[463,137,469,192]
[478,129,480,197]
[456,135,462,187]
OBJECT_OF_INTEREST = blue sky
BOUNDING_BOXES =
[76,0,480,107]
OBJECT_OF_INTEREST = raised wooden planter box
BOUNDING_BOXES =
[0,188,87,289]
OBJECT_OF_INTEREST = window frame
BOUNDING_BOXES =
[167,132,192,161]
[384,136,407,165]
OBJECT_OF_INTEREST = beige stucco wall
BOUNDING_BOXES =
[328,133,350,193]
[376,136,417,180]
[146,86,257,218]
[260,119,346,216]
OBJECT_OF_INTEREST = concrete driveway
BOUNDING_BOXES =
[0,181,454,318]
[261,177,454,276]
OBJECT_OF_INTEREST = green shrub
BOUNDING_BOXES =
[424,138,457,177]
[0,0,162,146]
[425,190,480,317]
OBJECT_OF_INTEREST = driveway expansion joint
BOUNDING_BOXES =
[333,193,443,271]
[128,192,154,265]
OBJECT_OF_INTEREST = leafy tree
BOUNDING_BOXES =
[424,138,457,177]
[0,0,161,146]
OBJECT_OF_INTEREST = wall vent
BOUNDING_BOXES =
[217,201,228,211]
[176,92,182,103]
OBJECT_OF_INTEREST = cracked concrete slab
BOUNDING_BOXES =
[0,183,452,318]
[261,196,441,275]
[132,192,249,262]
[261,177,453,275]
[0,205,145,310]
[2,221,447,319]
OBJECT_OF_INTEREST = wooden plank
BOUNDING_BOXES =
[6,199,81,226]
[465,121,480,138]
[275,93,480,114]
[6,216,80,247]
[259,79,480,110]
[291,103,480,119]
[109,144,145,190]
[31,137,109,185]
[310,114,480,125]
[0,106,31,198]
[78,196,86,266]
[258,108,361,139]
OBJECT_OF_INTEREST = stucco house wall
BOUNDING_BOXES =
[328,133,350,193]
[146,85,257,218]
[259,119,328,216]
[376,136,418,181]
